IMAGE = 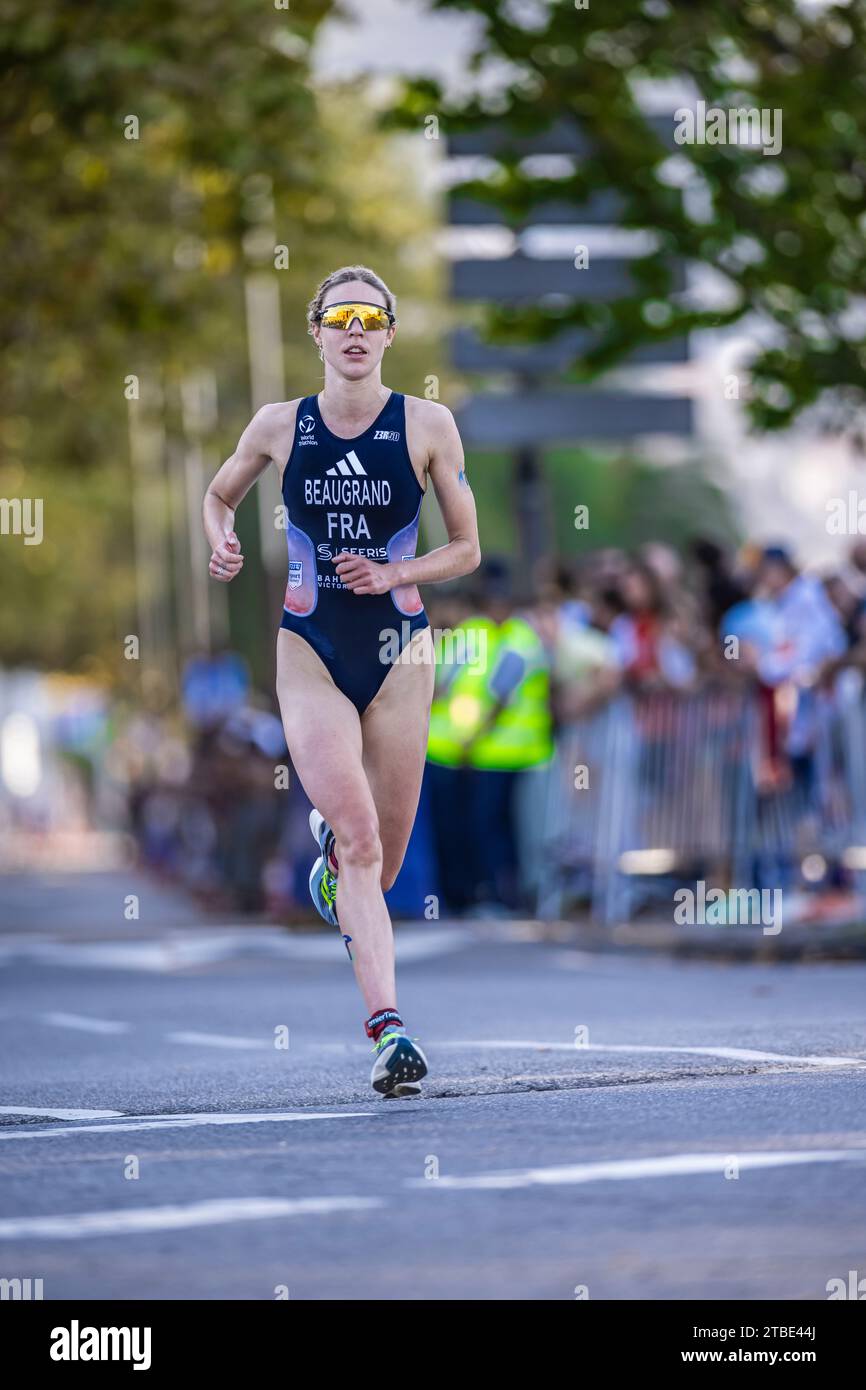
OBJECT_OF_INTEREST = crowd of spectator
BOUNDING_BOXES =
[118,535,866,922]
[528,535,866,713]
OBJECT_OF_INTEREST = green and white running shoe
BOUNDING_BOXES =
[371,1028,428,1098]
[309,808,338,873]
[308,810,351,959]
[308,855,352,958]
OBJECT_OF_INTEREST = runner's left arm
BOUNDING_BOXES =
[396,402,480,587]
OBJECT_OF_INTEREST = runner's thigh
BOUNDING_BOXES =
[275,629,378,836]
[361,626,435,881]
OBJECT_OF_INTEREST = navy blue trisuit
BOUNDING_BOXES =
[279,390,429,714]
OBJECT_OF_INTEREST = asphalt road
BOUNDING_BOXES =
[1,872,865,1301]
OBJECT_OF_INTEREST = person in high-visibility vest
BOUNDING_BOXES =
[426,558,553,914]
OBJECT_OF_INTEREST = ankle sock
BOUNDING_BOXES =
[365,1008,404,1042]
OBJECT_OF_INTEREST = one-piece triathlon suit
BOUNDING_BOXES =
[280,390,429,714]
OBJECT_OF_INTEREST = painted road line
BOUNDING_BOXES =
[394,929,476,962]
[409,1149,866,1192]
[167,1031,273,1050]
[0,1106,125,1120]
[0,938,242,973]
[0,1195,382,1241]
[39,1012,131,1035]
[435,1040,866,1068]
[7,941,177,972]
[0,927,475,971]
[0,1109,375,1141]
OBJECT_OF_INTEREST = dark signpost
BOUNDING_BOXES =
[446,118,692,571]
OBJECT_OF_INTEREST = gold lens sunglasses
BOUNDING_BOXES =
[317,301,396,331]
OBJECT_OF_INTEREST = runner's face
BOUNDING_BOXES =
[315,281,396,377]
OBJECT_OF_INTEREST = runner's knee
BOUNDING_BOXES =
[335,814,382,870]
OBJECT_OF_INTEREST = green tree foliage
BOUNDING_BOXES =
[1,0,334,442]
[0,3,442,673]
[386,0,866,434]
[0,0,334,670]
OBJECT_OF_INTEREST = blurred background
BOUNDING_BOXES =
[3,0,866,932]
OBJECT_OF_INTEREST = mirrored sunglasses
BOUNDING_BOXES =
[317,301,395,331]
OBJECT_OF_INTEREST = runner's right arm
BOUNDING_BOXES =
[202,405,281,584]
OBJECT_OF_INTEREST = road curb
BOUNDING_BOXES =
[461,916,866,962]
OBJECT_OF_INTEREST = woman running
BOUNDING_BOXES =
[203,266,480,1097]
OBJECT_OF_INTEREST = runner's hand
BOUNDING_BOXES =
[333,553,393,595]
[209,531,244,582]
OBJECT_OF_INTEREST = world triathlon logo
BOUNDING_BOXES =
[298,415,317,444]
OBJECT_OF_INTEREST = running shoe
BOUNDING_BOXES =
[309,808,338,874]
[308,854,353,959]
[309,811,350,950]
[308,809,352,957]
[370,1028,428,1098]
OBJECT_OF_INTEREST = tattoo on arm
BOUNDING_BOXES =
[458,465,470,488]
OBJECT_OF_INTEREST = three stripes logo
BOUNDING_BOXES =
[326,450,367,477]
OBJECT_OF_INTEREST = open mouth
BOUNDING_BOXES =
[343,345,367,357]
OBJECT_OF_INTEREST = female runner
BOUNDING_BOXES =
[203,265,480,1096]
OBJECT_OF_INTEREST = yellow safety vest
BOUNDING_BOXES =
[427,615,553,771]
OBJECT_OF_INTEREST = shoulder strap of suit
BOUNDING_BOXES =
[295,394,318,433]
[378,390,404,432]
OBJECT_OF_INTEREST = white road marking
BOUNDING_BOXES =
[0,926,474,972]
[435,1040,866,1068]
[0,935,284,972]
[15,941,186,972]
[39,1012,131,1035]
[167,1031,272,1050]
[552,951,599,969]
[0,1195,382,1241]
[394,929,475,962]
[411,1149,866,1191]
[0,1106,125,1120]
[0,1109,374,1141]
[210,927,473,964]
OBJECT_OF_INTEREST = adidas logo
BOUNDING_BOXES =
[326,450,366,477]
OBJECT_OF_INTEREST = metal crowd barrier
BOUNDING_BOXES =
[534,680,866,924]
